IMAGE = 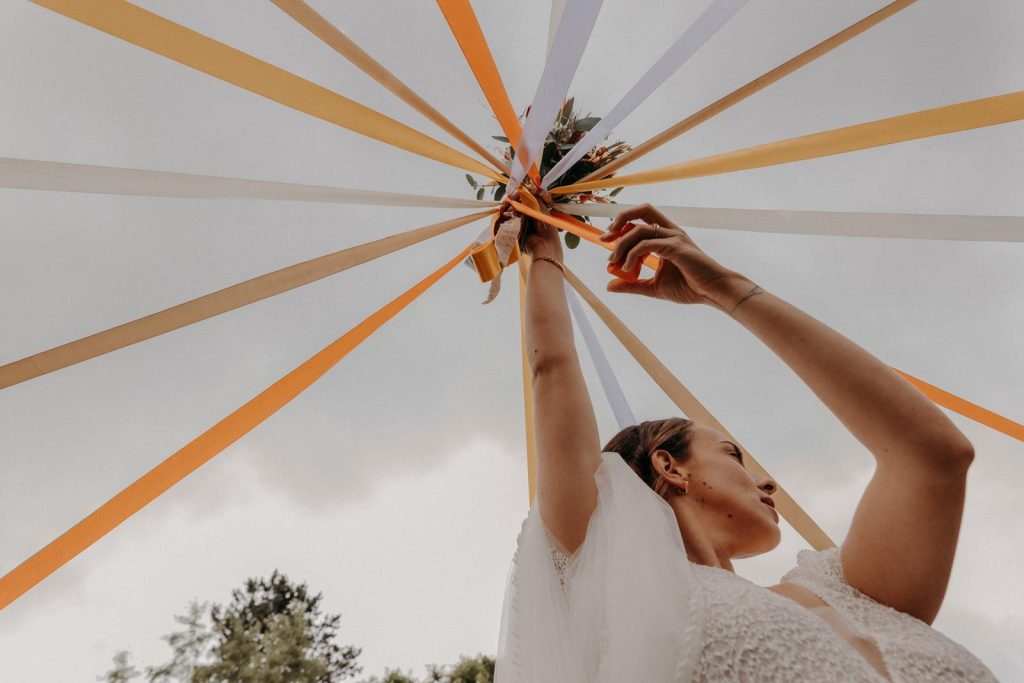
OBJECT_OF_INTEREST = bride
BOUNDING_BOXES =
[494,204,997,682]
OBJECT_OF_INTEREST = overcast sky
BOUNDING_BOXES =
[1,0,1022,680]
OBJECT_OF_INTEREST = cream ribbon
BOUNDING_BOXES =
[0,157,500,209]
[554,201,1024,242]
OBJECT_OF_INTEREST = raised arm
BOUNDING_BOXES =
[722,278,973,624]
[522,213,602,556]
[602,204,975,624]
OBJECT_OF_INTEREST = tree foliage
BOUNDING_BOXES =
[358,654,494,683]
[99,570,361,682]
[100,570,492,683]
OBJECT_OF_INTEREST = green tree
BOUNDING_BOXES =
[97,649,141,682]
[360,654,494,683]
[101,570,362,683]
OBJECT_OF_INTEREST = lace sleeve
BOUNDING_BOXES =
[543,525,579,591]
[780,546,999,682]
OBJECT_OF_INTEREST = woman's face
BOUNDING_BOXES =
[652,426,780,559]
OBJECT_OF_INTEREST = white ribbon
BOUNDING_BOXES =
[507,0,604,196]
[0,157,498,210]
[542,0,748,189]
[544,0,569,56]
[554,202,1024,242]
[564,280,636,429]
[547,0,567,58]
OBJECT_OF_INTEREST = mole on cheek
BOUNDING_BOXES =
[727,513,733,518]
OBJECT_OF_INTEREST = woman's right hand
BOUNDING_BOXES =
[600,204,752,310]
[521,211,564,263]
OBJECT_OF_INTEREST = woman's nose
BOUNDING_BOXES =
[759,479,776,494]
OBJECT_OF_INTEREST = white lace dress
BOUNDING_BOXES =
[494,452,997,682]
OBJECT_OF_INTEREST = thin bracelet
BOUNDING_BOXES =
[532,256,565,275]
[728,284,764,317]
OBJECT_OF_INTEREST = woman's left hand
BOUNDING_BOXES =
[600,204,751,309]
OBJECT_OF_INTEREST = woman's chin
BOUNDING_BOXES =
[735,520,782,558]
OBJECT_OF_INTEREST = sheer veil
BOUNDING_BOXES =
[495,451,705,682]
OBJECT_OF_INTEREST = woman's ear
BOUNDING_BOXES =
[651,448,688,487]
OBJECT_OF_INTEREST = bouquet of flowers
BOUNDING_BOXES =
[466,97,630,248]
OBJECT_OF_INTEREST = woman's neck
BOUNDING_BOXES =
[673,503,735,572]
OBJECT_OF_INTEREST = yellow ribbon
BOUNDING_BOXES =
[518,256,538,505]
[271,0,506,173]
[577,0,919,183]
[554,90,1024,194]
[30,0,502,181]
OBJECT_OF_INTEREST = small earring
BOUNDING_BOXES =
[675,486,687,495]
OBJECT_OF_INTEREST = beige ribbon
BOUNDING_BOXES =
[554,201,1024,242]
[561,263,835,550]
[554,90,1024,195]
[0,211,494,390]
[0,156,500,209]
[270,0,506,173]
[29,0,502,181]
[576,0,919,184]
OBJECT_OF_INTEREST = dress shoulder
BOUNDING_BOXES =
[779,545,999,682]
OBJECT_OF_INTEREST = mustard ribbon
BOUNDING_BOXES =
[577,0,919,184]
[30,0,502,181]
[0,211,494,389]
[271,0,506,173]
[555,90,1024,194]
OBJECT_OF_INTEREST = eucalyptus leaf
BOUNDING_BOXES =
[476,188,484,200]
[560,97,574,123]
[574,116,601,131]
[465,174,477,188]
[494,185,505,201]
[609,186,624,197]
[565,232,581,249]
[491,135,509,143]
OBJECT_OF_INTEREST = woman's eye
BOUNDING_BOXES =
[731,448,744,463]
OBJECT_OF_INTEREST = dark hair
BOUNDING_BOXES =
[602,418,696,497]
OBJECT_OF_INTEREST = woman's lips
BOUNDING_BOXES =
[761,498,779,521]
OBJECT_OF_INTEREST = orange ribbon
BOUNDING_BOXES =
[0,244,474,612]
[436,0,541,186]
